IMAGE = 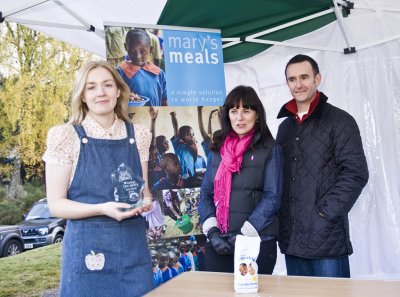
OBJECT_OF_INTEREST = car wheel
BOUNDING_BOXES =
[53,234,63,244]
[2,239,23,257]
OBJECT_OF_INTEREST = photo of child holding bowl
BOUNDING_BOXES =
[116,28,167,106]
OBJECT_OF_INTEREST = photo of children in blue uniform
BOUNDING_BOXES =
[150,249,163,287]
[170,111,199,178]
[158,249,173,282]
[153,153,202,191]
[198,106,222,156]
[130,106,218,192]
[117,29,167,106]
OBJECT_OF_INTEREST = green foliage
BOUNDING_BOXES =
[17,182,46,212]
[0,182,45,225]
[0,201,21,225]
[0,163,12,183]
[0,22,93,181]
[0,243,61,297]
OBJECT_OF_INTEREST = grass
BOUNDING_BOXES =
[0,244,61,297]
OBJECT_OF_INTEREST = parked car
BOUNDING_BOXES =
[0,225,24,257]
[19,198,66,250]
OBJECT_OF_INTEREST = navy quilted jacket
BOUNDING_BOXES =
[276,92,369,258]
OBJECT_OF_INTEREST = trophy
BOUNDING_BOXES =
[111,163,144,210]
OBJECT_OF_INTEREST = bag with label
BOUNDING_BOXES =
[233,235,261,294]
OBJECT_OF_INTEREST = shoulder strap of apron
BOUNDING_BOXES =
[72,124,88,139]
[125,122,136,139]
[72,122,135,141]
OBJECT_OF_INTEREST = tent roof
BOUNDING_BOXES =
[1,0,354,63]
[0,0,167,58]
[158,0,338,62]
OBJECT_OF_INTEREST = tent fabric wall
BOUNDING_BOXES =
[224,4,400,278]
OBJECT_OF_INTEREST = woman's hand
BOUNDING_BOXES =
[100,201,143,221]
[140,197,153,212]
[207,227,233,255]
[141,188,154,212]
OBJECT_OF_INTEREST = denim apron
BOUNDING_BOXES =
[60,123,154,297]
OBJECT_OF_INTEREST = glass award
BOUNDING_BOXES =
[111,163,144,210]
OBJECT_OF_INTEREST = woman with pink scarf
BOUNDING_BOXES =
[198,85,283,274]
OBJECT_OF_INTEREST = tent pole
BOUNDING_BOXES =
[332,0,356,53]
[2,0,48,18]
[3,0,105,40]
[4,18,89,30]
[222,8,334,49]
[247,8,335,40]
[246,38,342,53]
[52,0,104,39]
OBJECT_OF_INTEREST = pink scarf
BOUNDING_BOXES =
[214,129,255,233]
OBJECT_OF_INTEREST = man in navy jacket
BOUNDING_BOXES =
[276,54,369,278]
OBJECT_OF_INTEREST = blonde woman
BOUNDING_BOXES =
[43,60,154,296]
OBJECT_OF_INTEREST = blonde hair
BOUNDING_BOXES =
[69,60,131,124]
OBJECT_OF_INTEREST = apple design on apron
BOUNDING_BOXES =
[85,250,105,271]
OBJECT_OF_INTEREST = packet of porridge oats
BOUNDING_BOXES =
[234,235,261,294]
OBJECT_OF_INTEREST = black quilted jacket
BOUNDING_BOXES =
[276,92,369,258]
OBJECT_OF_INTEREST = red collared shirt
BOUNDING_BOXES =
[285,92,321,124]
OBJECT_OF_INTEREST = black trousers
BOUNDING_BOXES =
[204,238,277,274]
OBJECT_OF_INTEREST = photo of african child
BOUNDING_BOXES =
[238,262,257,277]
[130,105,221,240]
[239,263,248,276]
[161,188,201,238]
[105,26,167,106]
[248,263,256,275]
[130,105,221,190]
[141,187,202,240]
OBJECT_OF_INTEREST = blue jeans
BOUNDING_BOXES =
[285,254,350,278]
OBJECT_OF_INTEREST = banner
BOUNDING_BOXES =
[105,23,225,278]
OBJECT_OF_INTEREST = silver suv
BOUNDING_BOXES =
[19,198,66,250]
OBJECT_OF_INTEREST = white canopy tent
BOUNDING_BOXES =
[1,0,400,279]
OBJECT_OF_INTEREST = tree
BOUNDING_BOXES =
[0,23,93,198]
